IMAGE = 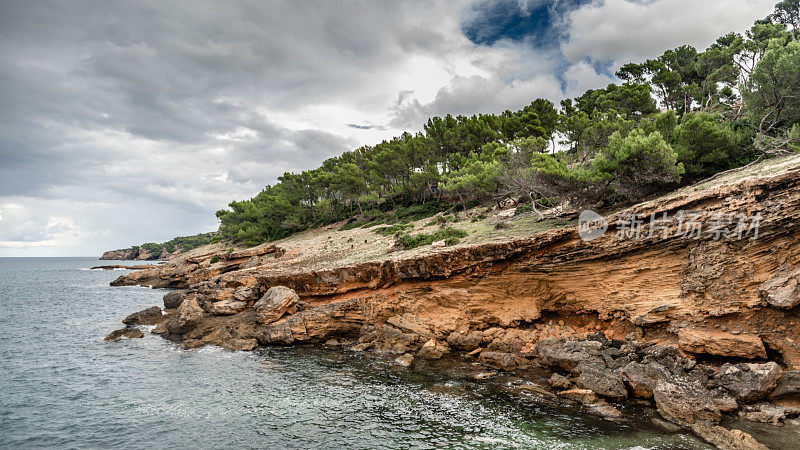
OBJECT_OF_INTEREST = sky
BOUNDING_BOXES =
[0,0,776,256]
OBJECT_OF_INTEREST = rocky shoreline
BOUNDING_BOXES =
[106,165,800,449]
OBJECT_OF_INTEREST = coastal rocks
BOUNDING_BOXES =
[478,351,530,371]
[678,329,767,359]
[233,286,259,302]
[166,297,204,334]
[653,378,722,424]
[558,388,599,403]
[163,290,186,309]
[417,339,450,360]
[122,306,162,325]
[536,339,604,373]
[254,286,304,325]
[738,404,800,424]
[104,327,144,340]
[690,423,769,450]
[715,362,782,403]
[446,330,483,351]
[759,269,800,309]
[395,353,414,367]
[359,325,417,353]
[210,299,248,315]
[549,373,572,389]
[221,338,258,351]
[768,370,800,400]
[620,361,664,398]
[386,313,435,341]
[575,362,628,400]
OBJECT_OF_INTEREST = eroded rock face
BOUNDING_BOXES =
[653,379,722,424]
[254,286,304,325]
[759,269,800,309]
[166,297,204,334]
[620,361,663,399]
[678,329,767,359]
[446,330,483,351]
[122,306,162,326]
[716,362,782,403]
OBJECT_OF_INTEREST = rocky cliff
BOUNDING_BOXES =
[100,247,166,260]
[108,155,800,448]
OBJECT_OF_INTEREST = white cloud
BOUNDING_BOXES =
[561,0,775,68]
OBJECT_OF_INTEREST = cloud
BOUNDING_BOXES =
[561,0,775,68]
[0,0,779,256]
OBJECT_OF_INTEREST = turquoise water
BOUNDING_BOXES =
[0,257,708,449]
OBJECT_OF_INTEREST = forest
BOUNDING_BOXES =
[208,2,799,248]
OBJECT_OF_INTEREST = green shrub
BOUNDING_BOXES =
[210,256,220,264]
[373,223,413,236]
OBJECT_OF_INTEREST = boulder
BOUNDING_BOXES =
[122,306,162,325]
[716,362,782,403]
[104,327,144,340]
[210,299,247,316]
[254,286,304,325]
[446,330,483,351]
[678,329,767,359]
[739,404,800,424]
[768,370,800,400]
[759,269,800,309]
[690,423,769,450]
[478,351,530,371]
[417,339,451,360]
[558,388,599,404]
[653,379,721,424]
[549,373,572,390]
[620,361,670,398]
[163,290,186,309]
[166,297,204,334]
[395,353,414,367]
[575,362,628,401]
[536,339,605,373]
[233,286,259,302]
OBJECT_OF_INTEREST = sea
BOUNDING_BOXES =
[0,257,710,449]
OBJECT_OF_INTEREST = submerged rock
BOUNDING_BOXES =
[104,327,144,340]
